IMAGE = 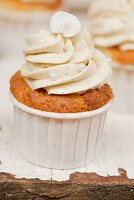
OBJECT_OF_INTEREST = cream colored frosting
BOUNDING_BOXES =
[21,11,111,94]
[89,0,134,51]
[49,12,81,37]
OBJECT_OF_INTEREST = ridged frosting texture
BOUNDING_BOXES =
[21,11,111,95]
[89,0,134,51]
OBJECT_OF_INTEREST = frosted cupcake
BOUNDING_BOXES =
[65,0,91,10]
[89,0,134,113]
[0,0,62,21]
[10,11,113,169]
[0,0,63,56]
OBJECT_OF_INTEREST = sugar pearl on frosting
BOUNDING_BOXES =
[78,64,86,72]
[49,73,58,81]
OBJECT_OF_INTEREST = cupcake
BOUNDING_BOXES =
[10,11,113,169]
[0,0,63,21]
[64,0,91,10]
[89,0,134,113]
[0,0,63,56]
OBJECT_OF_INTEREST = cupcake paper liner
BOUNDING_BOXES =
[11,93,112,169]
[111,63,134,113]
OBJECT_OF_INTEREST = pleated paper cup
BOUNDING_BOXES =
[111,63,134,113]
[10,93,112,169]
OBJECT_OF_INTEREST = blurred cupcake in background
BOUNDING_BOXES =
[89,0,134,113]
[0,0,62,21]
[0,0,63,57]
[65,0,90,10]
[63,0,91,27]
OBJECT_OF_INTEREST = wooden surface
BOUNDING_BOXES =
[0,170,134,200]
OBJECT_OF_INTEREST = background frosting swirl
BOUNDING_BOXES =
[21,12,111,94]
[89,0,134,51]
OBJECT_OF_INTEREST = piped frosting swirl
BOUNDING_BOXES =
[21,11,111,94]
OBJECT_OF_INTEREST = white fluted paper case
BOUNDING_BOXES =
[11,94,112,169]
[111,65,134,113]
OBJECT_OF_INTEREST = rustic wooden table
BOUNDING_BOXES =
[1,170,134,200]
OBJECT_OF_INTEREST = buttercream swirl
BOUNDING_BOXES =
[21,11,111,94]
[89,0,134,51]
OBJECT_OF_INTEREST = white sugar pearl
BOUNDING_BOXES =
[78,64,86,72]
[49,73,58,81]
